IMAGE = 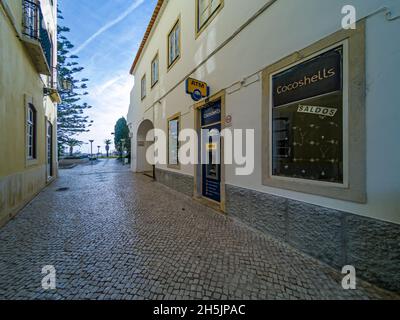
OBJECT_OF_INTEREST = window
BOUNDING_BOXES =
[47,121,53,177]
[271,46,344,184]
[141,74,146,100]
[151,54,159,87]
[168,114,180,167]
[27,104,37,159]
[262,24,367,203]
[197,0,223,34]
[168,19,181,68]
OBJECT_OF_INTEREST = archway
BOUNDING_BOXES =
[136,119,155,178]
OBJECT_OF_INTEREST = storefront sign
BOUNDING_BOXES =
[273,48,342,107]
[297,105,338,117]
[186,78,210,101]
[201,101,221,127]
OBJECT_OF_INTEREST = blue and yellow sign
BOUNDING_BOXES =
[186,78,210,101]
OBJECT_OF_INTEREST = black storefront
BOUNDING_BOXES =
[271,46,344,184]
[201,100,222,203]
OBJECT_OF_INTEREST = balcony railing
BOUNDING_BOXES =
[22,0,53,75]
[46,67,59,90]
[44,67,61,103]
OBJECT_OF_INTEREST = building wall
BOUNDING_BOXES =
[128,0,400,290]
[0,0,58,226]
[129,0,400,224]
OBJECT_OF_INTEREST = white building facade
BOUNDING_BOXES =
[128,0,400,292]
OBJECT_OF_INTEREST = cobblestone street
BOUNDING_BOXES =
[0,159,397,300]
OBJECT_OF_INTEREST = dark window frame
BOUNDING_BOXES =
[27,103,37,160]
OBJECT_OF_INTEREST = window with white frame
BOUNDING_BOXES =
[262,25,367,203]
[197,0,222,33]
[27,104,37,159]
[168,19,180,68]
[151,54,159,87]
[141,74,146,100]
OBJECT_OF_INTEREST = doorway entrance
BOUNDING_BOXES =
[201,102,222,203]
[136,119,155,178]
[195,91,226,211]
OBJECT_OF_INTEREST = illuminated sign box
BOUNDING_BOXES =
[186,77,210,101]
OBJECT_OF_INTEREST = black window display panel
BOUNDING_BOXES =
[272,92,344,183]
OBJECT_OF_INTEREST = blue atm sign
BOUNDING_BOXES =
[186,78,210,101]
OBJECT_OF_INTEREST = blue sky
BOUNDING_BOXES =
[59,0,157,154]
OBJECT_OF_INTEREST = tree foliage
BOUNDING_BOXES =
[66,138,83,156]
[114,118,131,156]
[57,8,93,153]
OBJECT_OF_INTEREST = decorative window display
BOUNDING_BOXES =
[271,46,344,183]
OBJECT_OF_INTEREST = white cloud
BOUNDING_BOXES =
[77,72,135,154]
[95,75,126,95]
[71,0,145,55]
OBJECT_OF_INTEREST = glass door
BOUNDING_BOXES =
[200,100,222,203]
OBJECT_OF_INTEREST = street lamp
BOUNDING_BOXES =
[89,140,94,160]
[61,78,73,93]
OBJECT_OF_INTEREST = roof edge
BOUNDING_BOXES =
[129,0,165,75]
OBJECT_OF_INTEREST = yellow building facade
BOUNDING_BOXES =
[0,0,59,227]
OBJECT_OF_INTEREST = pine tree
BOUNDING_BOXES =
[57,8,93,155]
[114,118,131,158]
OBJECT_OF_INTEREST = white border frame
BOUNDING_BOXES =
[268,40,349,189]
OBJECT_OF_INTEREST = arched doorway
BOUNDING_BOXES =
[136,119,155,178]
